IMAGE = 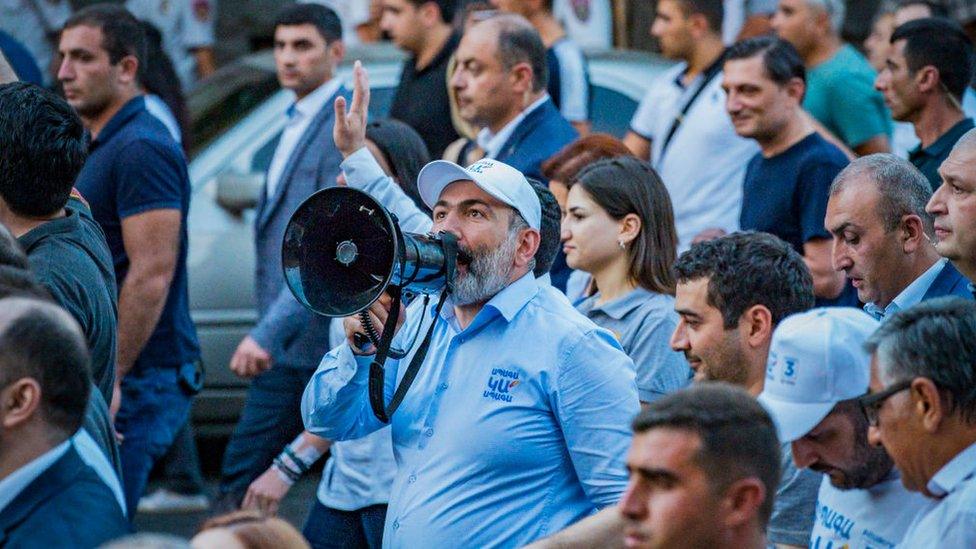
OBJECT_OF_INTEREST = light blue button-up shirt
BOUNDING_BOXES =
[864,259,946,321]
[302,272,639,548]
[315,318,396,512]
[898,442,976,547]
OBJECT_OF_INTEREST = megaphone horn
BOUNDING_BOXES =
[281,187,455,318]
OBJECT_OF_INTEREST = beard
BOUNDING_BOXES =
[814,409,895,490]
[451,230,519,306]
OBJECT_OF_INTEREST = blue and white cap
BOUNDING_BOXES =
[416,158,541,231]
[758,308,879,442]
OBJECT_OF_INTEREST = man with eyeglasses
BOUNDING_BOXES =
[759,308,930,548]
[874,17,975,190]
[862,297,976,546]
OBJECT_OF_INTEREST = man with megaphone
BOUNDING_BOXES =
[298,59,640,548]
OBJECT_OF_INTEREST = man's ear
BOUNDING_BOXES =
[117,55,139,86]
[0,378,42,430]
[329,40,346,66]
[721,477,766,529]
[899,214,928,253]
[785,77,806,104]
[515,227,541,270]
[687,12,713,40]
[914,65,941,95]
[509,61,535,96]
[913,377,947,433]
[740,304,773,350]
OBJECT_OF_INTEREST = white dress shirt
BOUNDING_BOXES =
[266,77,343,199]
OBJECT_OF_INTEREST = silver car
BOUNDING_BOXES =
[186,43,671,436]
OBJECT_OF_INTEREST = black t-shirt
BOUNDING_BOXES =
[389,32,461,158]
[740,132,848,252]
[19,204,119,402]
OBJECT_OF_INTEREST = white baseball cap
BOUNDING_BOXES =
[758,308,879,443]
[416,159,542,231]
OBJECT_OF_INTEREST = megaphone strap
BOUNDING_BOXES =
[368,232,460,423]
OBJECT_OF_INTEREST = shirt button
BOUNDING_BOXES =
[408,474,417,484]
[393,520,400,530]
[425,428,434,437]
[439,383,448,391]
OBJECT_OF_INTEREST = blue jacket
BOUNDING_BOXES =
[0,445,128,548]
[461,98,577,183]
[250,86,348,369]
[495,98,578,183]
[922,261,975,301]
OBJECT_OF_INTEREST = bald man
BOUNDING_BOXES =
[927,129,976,297]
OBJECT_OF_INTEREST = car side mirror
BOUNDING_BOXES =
[215,172,264,215]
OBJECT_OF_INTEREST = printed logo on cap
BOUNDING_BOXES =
[468,160,495,174]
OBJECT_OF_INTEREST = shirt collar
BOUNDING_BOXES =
[92,96,146,147]
[17,208,82,251]
[910,118,976,159]
[864,259,947,320]
[582,287,657,320]
[927,440,976,497]
[476,94,550,159]
[289,76,343,122]
[439,271,539,327]
[0,440,71,513]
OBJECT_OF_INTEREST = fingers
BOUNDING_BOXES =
[242,488,255,510]
[349,60,370,116]
[333,95,347,124]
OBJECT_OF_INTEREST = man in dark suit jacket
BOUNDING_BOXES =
[825,154,974,323]
[451,13,577,185]
[0,298,128,548]
[450,13,576,289]
[216,3,348,509]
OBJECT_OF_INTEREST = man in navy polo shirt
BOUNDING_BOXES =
[57,4,200,517]
[723,36,853,306]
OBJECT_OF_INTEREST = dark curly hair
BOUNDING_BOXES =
[673,232,814,329]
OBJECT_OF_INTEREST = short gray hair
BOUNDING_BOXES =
[481,14,548,93]
[830,153,934,236]
[807,0,846,34]
[508,208,537,273]
[865,297,976,424]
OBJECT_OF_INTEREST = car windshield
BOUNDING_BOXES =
[187,62,279,159]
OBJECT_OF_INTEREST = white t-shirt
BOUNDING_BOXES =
[549,37,589,122]
[629,62,759,251]
[809,471,930,549]
[553,0,612,50]
[126,0,215,90]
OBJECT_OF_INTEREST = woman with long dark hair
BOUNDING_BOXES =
[561,156,691,405]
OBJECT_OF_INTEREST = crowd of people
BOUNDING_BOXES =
[1,0,976,548]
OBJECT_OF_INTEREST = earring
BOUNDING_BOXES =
[618,240,626,250]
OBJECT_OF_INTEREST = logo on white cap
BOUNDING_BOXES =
[758,308,879,442]
[416,159,542,231]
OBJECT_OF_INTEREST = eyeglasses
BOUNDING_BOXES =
[859,379,914,427]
